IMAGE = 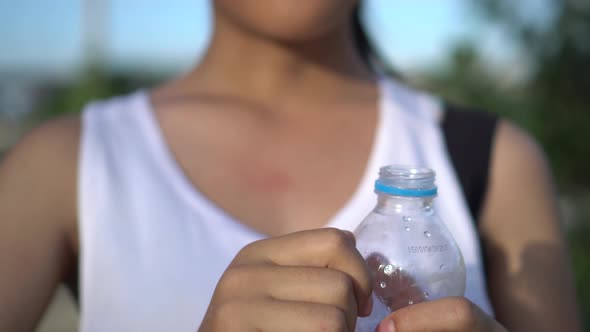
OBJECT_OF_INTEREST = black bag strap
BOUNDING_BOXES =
[441,103,499,223]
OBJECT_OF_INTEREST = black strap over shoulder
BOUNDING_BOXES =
[441,103,499,223]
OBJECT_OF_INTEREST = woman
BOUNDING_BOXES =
[0,1,581,331]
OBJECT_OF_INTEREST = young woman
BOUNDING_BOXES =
[0,1,581,331]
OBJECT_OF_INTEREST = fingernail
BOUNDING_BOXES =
[377,319,395,332]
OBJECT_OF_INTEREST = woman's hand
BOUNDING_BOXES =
[198,228,373,332]
[376,297,508,332]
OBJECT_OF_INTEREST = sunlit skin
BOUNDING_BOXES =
[0,0,582,331]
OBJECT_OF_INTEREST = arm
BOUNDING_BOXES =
[377,120,580,332]
[479,120,581,331]
[0,116,80,331]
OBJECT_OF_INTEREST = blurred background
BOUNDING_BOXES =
[1,0,588,331]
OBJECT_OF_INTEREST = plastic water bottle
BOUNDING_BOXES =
[355,165,466,331]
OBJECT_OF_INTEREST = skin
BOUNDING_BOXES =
[0,0,581,331]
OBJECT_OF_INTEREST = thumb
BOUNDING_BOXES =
[375,297,507,332]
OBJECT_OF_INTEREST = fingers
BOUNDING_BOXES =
[377,297,508,332]
[251,300,352,332]
[205,298,353,332]
[233,228,373,315]
[221,265,362,327]
[266,266,359,322]
[201,228,374,332]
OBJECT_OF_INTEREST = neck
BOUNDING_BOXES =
[187,12,375,104]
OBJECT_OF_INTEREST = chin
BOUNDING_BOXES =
[214,0,357,43]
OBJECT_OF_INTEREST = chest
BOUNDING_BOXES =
[78,87,496,332]
[155,103,378,236]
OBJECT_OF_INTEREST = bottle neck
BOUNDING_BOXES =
[374,193,434,215]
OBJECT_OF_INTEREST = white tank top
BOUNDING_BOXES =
[78,77,493,331]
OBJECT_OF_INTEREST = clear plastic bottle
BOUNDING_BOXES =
[355,165,466,331]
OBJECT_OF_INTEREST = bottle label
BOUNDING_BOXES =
[407,244,448,254]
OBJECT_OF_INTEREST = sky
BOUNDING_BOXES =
[0,0,526,77]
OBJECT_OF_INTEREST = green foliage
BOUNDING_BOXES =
[419,0,590,191]
[411,1,590,329]
[569,225,590,330]
[39,65,162,121]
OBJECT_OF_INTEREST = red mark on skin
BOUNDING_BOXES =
[238,165,293,194]
[258,171,292,193]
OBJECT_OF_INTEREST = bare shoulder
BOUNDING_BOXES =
[2,114,81,189]
[480,119,581,331]
[491,119,549,181]
[6,114,81,159]
[1,114,80,240]
[0,115,81,330]
[480,118,558,239]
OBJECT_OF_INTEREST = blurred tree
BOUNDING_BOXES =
[39,65,162,120]
[420,0,590,191]
[411,1,590,329]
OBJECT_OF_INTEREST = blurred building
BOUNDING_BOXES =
[0,72,68,153]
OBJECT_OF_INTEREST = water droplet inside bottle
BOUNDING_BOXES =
[423,292,429,298]
[439,264,446,270]
[380,282,387,288]
[383,264,394,275]
[404,226,411,231]
[403,216,412,222]
[424,231,431,237]
[408,300,414,305]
